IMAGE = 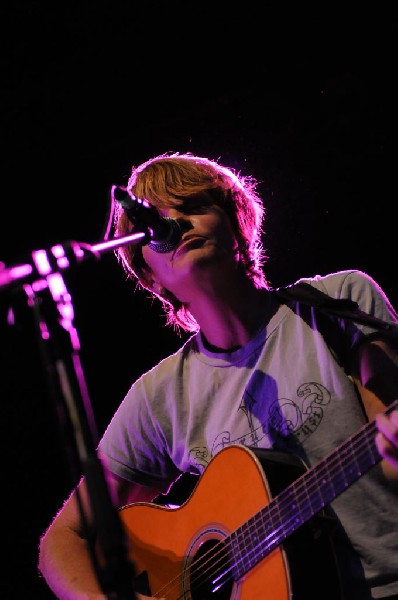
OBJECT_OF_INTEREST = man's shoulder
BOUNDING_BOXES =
[142,332,198,379]
[294,269,374,300]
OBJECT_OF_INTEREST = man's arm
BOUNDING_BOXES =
[351,338,398,481]
[375,410,398,470]
[38,462,161,600]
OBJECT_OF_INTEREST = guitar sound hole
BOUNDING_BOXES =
[189,539,233,600]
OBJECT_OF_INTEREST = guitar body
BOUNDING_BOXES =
[119,445,343,599]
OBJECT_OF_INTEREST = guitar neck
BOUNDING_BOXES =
[231,399,398,580]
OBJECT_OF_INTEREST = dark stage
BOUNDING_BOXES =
[1,6,397,599]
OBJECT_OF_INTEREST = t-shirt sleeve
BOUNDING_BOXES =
[97,373,181,493]
[300,269,398,349]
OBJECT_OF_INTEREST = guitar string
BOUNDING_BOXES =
[153,421,378,599]
[205,418,380,593]
[150,426,374,597]
[152,400,397,598]
[153,405,392,598]
[158,398,396,598]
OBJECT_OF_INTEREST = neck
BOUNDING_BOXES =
[190,280,276,352]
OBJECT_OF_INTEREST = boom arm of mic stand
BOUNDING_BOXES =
[0,232,149,600]
[0,230,148,292]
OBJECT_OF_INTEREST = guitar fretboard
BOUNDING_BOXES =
[230,399,398,580]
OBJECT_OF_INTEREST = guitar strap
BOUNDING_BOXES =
[271,281,398,374]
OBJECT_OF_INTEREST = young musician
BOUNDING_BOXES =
[39,152,398,599]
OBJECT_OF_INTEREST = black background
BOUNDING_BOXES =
[1,5,397,599]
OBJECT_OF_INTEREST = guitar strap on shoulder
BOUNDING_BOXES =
[271,281,398,374]
[272,282,398,337]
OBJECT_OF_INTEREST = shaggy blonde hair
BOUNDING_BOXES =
[113,152,267,332]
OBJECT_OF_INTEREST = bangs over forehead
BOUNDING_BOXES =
[127,153,243,208]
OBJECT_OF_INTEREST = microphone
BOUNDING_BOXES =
[112,186,182,254]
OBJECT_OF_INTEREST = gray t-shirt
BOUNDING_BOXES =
[98,269,398,598]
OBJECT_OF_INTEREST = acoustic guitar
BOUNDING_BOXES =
[119,399,398,599]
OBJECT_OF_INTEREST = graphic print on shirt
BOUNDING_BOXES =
[266,382,332,447]
[189,380,332,471]
[188,446,210,470]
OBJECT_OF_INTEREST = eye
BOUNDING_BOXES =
[177,195,216,215]
[179,204,213,215]
[164,193,218,217]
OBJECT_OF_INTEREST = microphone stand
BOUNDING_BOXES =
[0,230,149,600]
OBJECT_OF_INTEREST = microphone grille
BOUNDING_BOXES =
[148,218,182,254]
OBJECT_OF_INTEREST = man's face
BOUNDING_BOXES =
[141,202,239,302]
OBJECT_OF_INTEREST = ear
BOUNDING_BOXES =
[141,269,165,296]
